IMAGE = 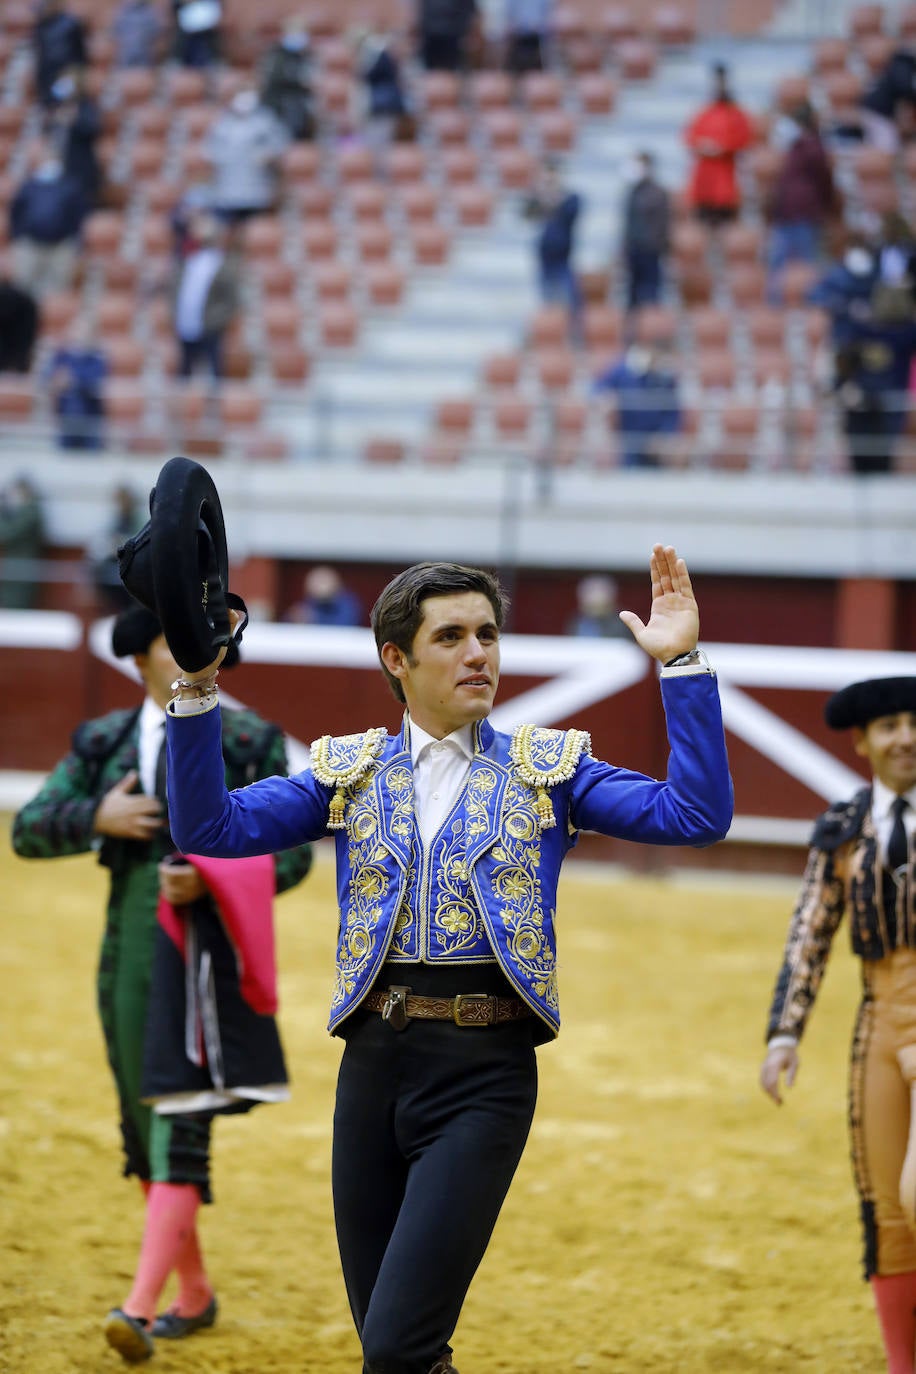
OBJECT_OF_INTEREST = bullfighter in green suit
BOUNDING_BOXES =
[12,603,313,1363]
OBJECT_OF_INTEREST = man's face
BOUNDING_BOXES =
[854,712,916,793]
[134,634,181,709]
[381,592,500,739]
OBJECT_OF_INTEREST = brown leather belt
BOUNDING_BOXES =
[363,985,533,1030]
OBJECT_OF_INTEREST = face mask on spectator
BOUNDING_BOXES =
[844,247,874,276]
[231,90,258,115]
[35,159,63,181]
[282,32,308,51]
[51,75,75,101]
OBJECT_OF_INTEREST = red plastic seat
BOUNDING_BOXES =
[520,73,564,110]
[312,261,351,301]
[721,222,763,265]
[283,142,321,181]
[410,224,449,266]
[243,215,284,260]
[83,211,125,257]
[355,224,393,261]
[428,109,472,146]
[420,71,462,110]
[690,307,730,349]
[365,437,406,465]
[96,293,135,335]
[468,71,512,108]
[529,305,569,349]
[534,348,576,391]
[256,260,298,296]
[848,3,884,38]
[113,68,156,107]
[492,394,533,440]
[579,74,617,115]
[696,349,736,391]
[617,39,657,80]
[452,186,493,227]
[483,354,522,389]
[348,181,387,222]
[400,184,439,223]
[338,144,374,183]
[747,308,786,351]
[301,221,339,259]
[364,263,405,307]
[267,341,310,383]
[440,147,481,184]
[318,302,359,347]
[650,5,696,44]
[219,384,264,429]
[434,397,475,436]
[536,110,577,153]
[263,299,302,343]
[493,148,536,189]
[385,145,427,183]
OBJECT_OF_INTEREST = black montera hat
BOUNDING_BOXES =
[111,604,162,658]
[111,599,240,667]
[824,677,916,730]
[116,456,247,674]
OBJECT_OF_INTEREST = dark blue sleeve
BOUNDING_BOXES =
[569,672,733,846]
[167,705,333,857]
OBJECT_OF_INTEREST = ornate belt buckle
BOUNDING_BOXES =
[453,993,494,1027]
[381,985,411,1032]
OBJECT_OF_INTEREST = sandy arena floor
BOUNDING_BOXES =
[1,828,885,1373]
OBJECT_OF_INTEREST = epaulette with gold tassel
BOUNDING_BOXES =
[508,725,592,830]
[310,727,388,830]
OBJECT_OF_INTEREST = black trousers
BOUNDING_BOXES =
[333,965,539,1374]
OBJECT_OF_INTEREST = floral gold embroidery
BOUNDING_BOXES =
[509,725,590,830]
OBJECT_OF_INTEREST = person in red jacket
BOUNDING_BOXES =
[684,63,754,226]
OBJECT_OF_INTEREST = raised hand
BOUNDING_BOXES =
[618,544,700,663]
[94,771,164,840]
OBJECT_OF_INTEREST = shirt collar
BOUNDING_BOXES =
[872,776,916,821]
[408,717,475,766]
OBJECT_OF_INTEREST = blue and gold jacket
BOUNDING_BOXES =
[168,672,732,1038]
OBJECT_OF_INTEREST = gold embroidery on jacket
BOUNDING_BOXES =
[332,769,389,1007]
[509,725,591,830]
[490,775,558,1009]
[311,728,387,830]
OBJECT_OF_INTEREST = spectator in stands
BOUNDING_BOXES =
[766,102,837,303]
[684,62,754,227]
[86,484,145,611]
[417,0,477,71]
[567,574,630,639]
[0,256,39,373]
[46,66,103,207]
[32,0,87,107]
[810,235,880,346]
[504,0,550,75]
[622,150,671,310]
[861,45,916,152]
[203,89,289,223]
[45,317,108,451]
[171,210,240,380]
[260,17,315,142]
[171,0,222,69]
[9,137,86,300]
[172,0,222,68]
[111,0,164,69]
[833,318,916,475]
[359,31,411,147]
[592,341,681,468]
[283,565,363,627]
[874,211,916,314]
[0,476,46,610]
[524,159,582,324]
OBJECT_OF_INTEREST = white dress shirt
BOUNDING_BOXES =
[872,777,916,865]
[137,695,167,798]
[408,718,475,848]
[175,246,223,342]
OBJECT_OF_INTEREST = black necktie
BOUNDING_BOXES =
[154,730,173,850]
[888,796,910,874]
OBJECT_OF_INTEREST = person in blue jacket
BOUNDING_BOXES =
[164,544,733,1374]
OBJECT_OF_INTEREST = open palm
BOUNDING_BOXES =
[618,544,700,663]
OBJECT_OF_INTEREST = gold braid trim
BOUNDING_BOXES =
[310,727,388,830]
[509,725,592,830]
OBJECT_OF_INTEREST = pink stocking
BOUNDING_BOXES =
[122,1183,202,1324]
[170,1221,213,1316]
[872,1273,916,1374]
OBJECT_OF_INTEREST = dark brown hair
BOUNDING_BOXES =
[371,562,509,702]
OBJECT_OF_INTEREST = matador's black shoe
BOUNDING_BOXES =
[102,1308,154,1363]
[152,1294,218,1339]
